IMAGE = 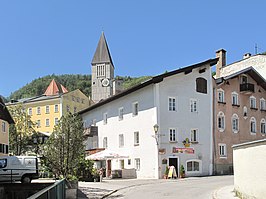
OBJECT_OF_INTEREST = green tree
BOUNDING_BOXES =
[8,103,36,155]
[42,113,86,180]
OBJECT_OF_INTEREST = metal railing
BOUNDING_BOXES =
[27,179,66,199]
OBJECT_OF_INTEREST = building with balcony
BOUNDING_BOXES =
[0,97,14,156]
[213,50,266,174]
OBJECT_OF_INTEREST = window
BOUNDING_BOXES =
[103,113,108,124]
[72,96,75,102]
[55,118,59,125]
[169,128,177,142]
[260,98,266,111]
[118,107,124,121]
[74,107,77,113]
[120,160,124,169]
[190,99,198,113]
[219,144,227,157]
[232,92,239,106]
[97,64,106,77]
[261,119,266,134]
[45,106,50,114]
[250,96,256,109]
[217,89,225,103]
[240,75,248,84]
[191,129,199,143]
[243,106,248,118]
[119,134,124,148]
[54,104,59,113]
[217,112,225,131]
[45,119,50,127]
[134,131,139,146]
[2,122,6,133]
[28,108,32,115]
[81,99,85,104]
[186,160,200,172]
[66,105,70,112]
[37,107,41,115]
[250,117,256,134]
[135,158,140,171]
[103,137,108,148]
[231,114,239,133]
[76,97,80,103]
[132,102,138,116]
[196,77,207,94]
[0,159,7,168]
[128,159,131,165]
[168,97,176,111]
[37,120,41,128]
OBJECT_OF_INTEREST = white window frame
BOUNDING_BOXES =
[45,119,50,127]
[132,102,139,116]
[168,97,176,111]
[186,159,202,174]
[45,105,50,114]
[103,137,108,148]
[55,118,59,125]
[190,99,198,113]
[260,98,266,111]
[190,129,199,143]
[2,121,6,133]
[118,107,124,121]
[28,107,32,116]
[135,158,140,171]
[37,120,41,128]
[260,119,266,134]
[134,131,139,146]
[250,117,256,134]
[96,64,106,77]
[250,96,256,109]
[219,143,227,158]
[169,128,177,142]
[231,92,239,106]
[37,107,41,115]
[54,104,59,113]
[119,134,124,148]
[217,111,225,132]
[231,114,239,133]
[103,112,108,125]
[217,89,225,103]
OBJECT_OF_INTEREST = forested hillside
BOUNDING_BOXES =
[8,74,152,101]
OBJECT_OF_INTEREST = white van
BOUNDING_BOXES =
[0,156,39,183]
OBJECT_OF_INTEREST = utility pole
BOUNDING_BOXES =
[255,43,258,55]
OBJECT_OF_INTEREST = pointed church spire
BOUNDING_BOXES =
[91,32,114,66]
[44,79,68,96]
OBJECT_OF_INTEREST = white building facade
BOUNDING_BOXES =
[80,58,218,179]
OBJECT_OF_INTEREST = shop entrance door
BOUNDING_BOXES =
[169,157,178,177]
[107,160,111,177]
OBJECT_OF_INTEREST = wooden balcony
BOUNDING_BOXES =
[240,83,254,94]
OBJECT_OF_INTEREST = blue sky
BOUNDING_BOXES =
[1,1,266,97]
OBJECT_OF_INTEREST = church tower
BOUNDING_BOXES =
[91,32,114,103]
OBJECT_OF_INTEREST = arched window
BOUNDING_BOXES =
[231,114,239,133]
[250,117,256,134]
[196,78,207,94]
[260,98,266,111]
[186,160,202,173]
[260,119,265,134]
[217,112,225,131]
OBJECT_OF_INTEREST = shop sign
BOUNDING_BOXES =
[172,147,194,154]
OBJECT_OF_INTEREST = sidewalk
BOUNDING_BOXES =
[212,185,239,199]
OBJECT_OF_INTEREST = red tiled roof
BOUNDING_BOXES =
[44,79,68,96]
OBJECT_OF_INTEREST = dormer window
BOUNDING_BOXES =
[240,75,248,84]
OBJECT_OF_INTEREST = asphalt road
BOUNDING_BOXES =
[106,175,233,199]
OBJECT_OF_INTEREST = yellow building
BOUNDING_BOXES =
[0,97,14,156]
[6,79,92,135]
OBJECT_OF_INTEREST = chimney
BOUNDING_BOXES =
[243,53,251,59]
[215,49,226,78]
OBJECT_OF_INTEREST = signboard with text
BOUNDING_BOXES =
[172,147,194,154]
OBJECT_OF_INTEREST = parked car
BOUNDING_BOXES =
[0,156,39,183]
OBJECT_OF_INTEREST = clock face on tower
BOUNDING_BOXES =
[101,78,110,87]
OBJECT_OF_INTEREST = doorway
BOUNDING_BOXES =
[107,160,111,177]
[169,157,179,177]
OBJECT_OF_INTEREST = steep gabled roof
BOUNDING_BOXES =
[91,32,114,66]
[44,79,68,96]
[0,97,14,124]
[79,58,218,114]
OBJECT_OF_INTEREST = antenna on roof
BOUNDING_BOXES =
[255,43,258,55]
